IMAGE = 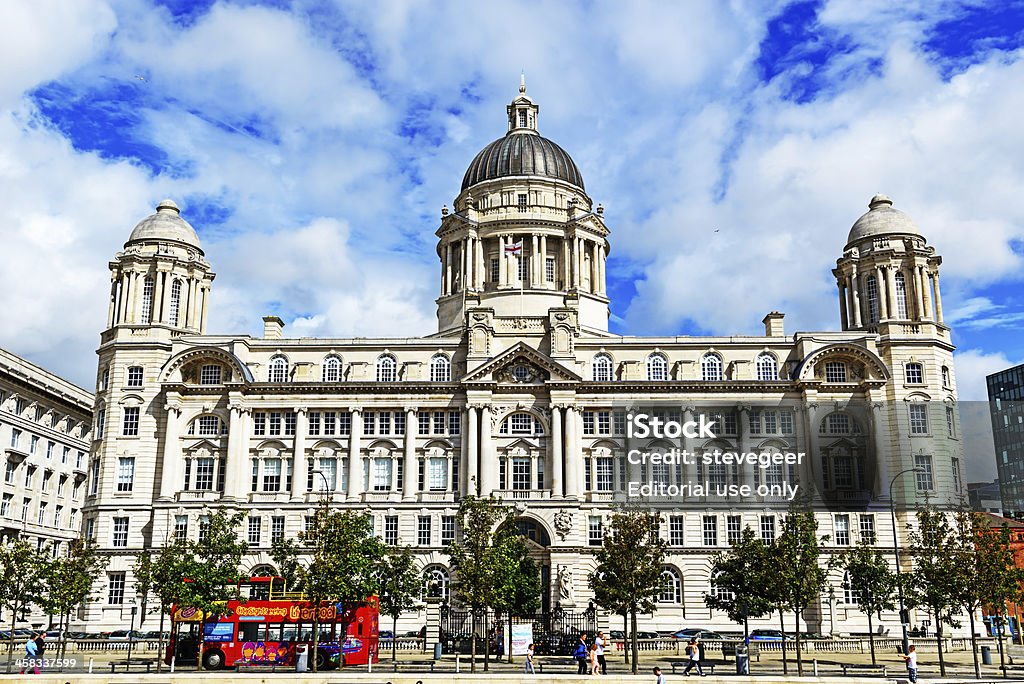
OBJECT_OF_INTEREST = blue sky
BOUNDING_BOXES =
[1,0,1023,479]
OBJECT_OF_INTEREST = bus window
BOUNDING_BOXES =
[266,623,284,642]
[251,582,270,601]
[238,622,261,643]
[298,624,313,642]
[271,578,285,596]
[281,626,298,642]
[357,621,363,635]
[318,626,333,643]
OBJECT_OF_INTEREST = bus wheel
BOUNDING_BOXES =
[202,649,225,670]
[315,649,329,671]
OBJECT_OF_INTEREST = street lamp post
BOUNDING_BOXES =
[890,467,925,657]
[127,601,138,663]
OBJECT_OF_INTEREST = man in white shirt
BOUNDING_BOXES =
[653,666,666,684]
[595,631,607,674]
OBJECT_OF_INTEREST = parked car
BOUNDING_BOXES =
[106,629,146,641]
[43,630,62,642]
[379,630,395,640]
[748,629,793,641]
[609,630,624,640]
[672,628,725,640]
[65,631,89,640]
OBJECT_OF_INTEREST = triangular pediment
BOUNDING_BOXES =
[462,342,581,384]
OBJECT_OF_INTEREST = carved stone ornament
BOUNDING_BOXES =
[554,312,569,321]
[473,313,488,321]
[494,359,549,384]
[553,510,573,540]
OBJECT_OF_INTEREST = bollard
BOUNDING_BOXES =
[813,659,818,676]
[88,658,94,674]
[456,654,461,673]
[171,654,176,673]
[368,657,373,673]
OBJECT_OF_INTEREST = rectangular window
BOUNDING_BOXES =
[915,455,934,491]
[545,256,555,283]
[780,411,794,435]
[338,411,351,435]
[308,411,321,436]
[835,514,850,546]
[35,502,46,525]
[285,412,296,436]
[702,515,718,546]
[45,441,54,459]
[596,458,614,492]
[200,365,222,384]
[597,411,611,435]
[263,459,282,492]
[760,515,776,543]
[905,363,924,384]
[42,470,52,493]
[394,411,405,435]
[946,407,956,437]
[89,459,100,495]
[448,411,461,435]
[10,428,20,449]
[85,517,95,540]
[418,411,430,435]
[272,516,286,543]
[909,404,929,434]
[108,572,126,604]
[24,465,35,488]
[490,258,500,283]
[433,411,445,435]
[373,459,392,491]
[441,515,456,545]
[363,411,375,435]
[952,457,962,493]
[58,474,67,497]
[588,516,604,546]
[384,515,399,546]
[122,407,140,436]
[825,361,847,382]
[417,516,432,546]
[321,411,336,435]
[428,458,447,491]
[669,515,685,546]
[116,456,135,492]
[195,457,215,491]
[174,515,188,542]
[126,366,144,387]
[253,412,266,435]
[613,411,626,435]
[21,498,30,522]
[517,194,527,212]
[248,517,262,546]
[269,412,282,436]
[0,493,11,517]
[95,409,105,438]
[112,517,129,547]
[379,411,391,435]
[54,505,62,527]
[859,514,876,544]
[726,515,742,545]
[4,460,14,484]
[582,411,595,435]
[512,458,531,490]
[198,516,210,543]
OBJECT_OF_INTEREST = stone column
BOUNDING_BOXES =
[444,242,452,296]
[914,265,926,320]
[849,270,862,328]
[921,267,934,321]
[291,408,308,499]
[347,408,362,499]
[597,244,606,294]
[875,266,889,320]
[885,267,898,320]
[838,281,848,330]
[531,235,540,287]
[159,405,182,500]
[467,406,479,495]
[803,403,823,493]
[540,236,548,287]
[738,406,755,491]
[870,402,892,500]
[200,285,211,332]
[933,272,944,323]
[573,238,582,289]
[562,238,570,288]
[479,405,494,495]
[403,407,417,500]
[107,278,118,328]
[564,406,580,498]
[551,405,564,497]
[498,236,508,287]
[475,236,484,289]
[224,405,246,500]
[591,242,599,294]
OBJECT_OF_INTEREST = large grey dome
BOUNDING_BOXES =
[461,132,585,191]
[847,194,921,245]
[127,199,201,249]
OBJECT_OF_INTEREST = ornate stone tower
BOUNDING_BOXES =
[435,79,611,358]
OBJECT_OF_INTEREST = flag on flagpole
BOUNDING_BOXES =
[504,240,524,256]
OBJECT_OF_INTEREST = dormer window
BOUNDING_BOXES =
[518,110,527,128]
[518,194,527,212]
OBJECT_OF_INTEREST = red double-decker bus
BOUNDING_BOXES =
[166,576,379,670]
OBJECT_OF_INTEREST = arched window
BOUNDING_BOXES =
[322,355,342,383]
[755,353,777,381]
[141,277,154,324]
[250,564,277,578]
[701,353,723,381]
[422,565,451,602]
[710,569,734,602]
[905,362,924,384]
[895,272,909,318]
[941,365,950,387]
[593,354,613,382]
[187,414,227,436]
[430,355,451,382]
[647,354,668,381]
[819,412,859,435]
[657,567,682,604]
[499,412,544,436]
[268,355,288,383]
[866,275,880,324]
[376,355,397,382]
[168,279,182,326]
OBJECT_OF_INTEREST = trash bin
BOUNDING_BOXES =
[982,645,992,665]
[736,646,750,675]
[434,642,442,660]
[295,644,308,673]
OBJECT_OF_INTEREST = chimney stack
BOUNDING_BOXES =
[263,315,284,339]
[763,311,785,337]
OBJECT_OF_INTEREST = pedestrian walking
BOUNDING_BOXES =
[574,633,589,674]
[682,637,705,676]
[653,665,667,684]
[524,643,535,674]
[20,633,40,675]
[589,643,600,674]
[901,645,918,683]
[595,631,607,674]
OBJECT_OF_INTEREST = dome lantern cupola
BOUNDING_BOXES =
[507,73,539,133]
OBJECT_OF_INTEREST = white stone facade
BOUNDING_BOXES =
[0,347,93,627]
[82,85,964,635]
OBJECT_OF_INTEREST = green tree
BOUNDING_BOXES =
[148,539,193,672]
[0,539,48,673]
[907,507,960,677]
[39,538,107,662]
[490,518,542,663]
[589,508,666,674]
[270,535,304,591]
[376,546,422,662]
[174,508,247,670]
[445,494,507,673]
[838,542,897,665]
[704,526,775,645]
[133,551,155,629]
[299,504,382,671]
[773,507,828,676]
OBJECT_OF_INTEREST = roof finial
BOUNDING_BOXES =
[519,71,526,94]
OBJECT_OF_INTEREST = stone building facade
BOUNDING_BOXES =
[83,82,964,634]
[0,347,93,626]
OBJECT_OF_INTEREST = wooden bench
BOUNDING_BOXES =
[108,658,158,673]
[390,660,437,672]
[840,663,888,677]
[670,661,717,675]
[1000,665,1024,674]
[538,658,584,673]
[235,662,285,672]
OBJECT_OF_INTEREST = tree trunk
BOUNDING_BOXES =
[157,603,166,672]
[470,609,477,673]
[483,610,489,671]
[508,614,514,663]
[968,608,980,678]
[779,610,788,675]
[794,608,803,676]
[630,608,639,674]
[867,609,876,665]
[6,606,18,673]
[935,612,947,677]
[392,614,398,662]
[997,612,1007,678]
[196,618,206,672]
[311,603,320,673]
[623,613,629,664]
